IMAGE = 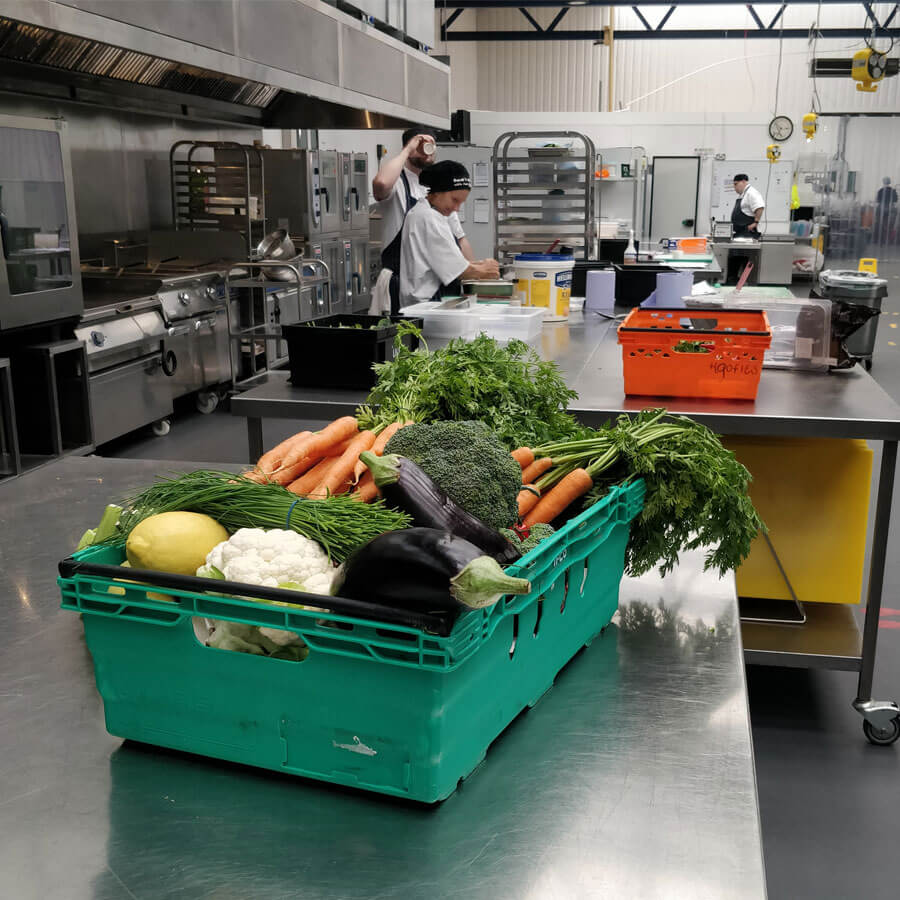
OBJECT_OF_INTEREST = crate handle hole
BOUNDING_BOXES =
[509,614,519,659]
[191,617,308,663]
[561,570,570,614]
[533,596,544,637]
[581,559,589,595]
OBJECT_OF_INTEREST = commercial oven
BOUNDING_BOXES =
[0,114,82,331]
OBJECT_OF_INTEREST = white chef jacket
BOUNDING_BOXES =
[738,184,765,216]
[400,198,468,306]
[378,165,465,247]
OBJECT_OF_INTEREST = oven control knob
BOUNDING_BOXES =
[205,285,218,298]
[90,330,105,347]
[178,291,190,305]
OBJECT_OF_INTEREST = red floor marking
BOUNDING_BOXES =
[881,620,900,629]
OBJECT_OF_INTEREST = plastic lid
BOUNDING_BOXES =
[514,253,575,262]
[820,269,887,287]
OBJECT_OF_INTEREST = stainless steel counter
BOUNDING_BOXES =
[231,312,900,444]
[230,311,900,743]
[0,455,765,899]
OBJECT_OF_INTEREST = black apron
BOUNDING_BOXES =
[731,194,757,238]
[381,171,417,314]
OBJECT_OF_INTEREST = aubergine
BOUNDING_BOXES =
[359,451,522,566]
[332,527,531,616]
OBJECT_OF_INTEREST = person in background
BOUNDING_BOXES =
[874,176,897,245]
[731,174,765,238]
[372,126,474,312]
[400,161,499,307]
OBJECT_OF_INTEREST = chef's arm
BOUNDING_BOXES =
[372,133,432,201]
[462,258,500,280]
[458,236,475,262]
[749,206,764,231]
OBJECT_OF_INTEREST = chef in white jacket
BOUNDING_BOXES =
[371,127,474,313]
[399,161,500,307]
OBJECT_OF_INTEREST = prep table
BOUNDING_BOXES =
[0,455,765,899]
[231,311,900,743]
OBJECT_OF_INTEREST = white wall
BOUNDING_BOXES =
[436,2,900,113]
[468,109,844,234]
[432,9,479,109]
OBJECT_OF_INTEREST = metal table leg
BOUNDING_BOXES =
[247,417,264,463]
[853,439,900,744]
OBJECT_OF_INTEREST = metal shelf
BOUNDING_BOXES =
[742,602,862,671]
[493,130,596,263]
[170,140,267,258]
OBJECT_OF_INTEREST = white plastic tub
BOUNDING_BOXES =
[402,300,545,343]
[511,254,574,322]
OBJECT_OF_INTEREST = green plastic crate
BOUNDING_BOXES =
[58,479,644,803]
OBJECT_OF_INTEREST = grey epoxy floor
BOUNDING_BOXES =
[96,255,900,900]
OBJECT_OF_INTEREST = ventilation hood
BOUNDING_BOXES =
[0,1,449,129]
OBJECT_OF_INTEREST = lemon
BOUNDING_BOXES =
[126,512,228,576]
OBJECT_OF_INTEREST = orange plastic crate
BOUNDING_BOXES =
[618,308,772,400]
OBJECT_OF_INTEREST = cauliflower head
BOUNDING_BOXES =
[199,528,335,595]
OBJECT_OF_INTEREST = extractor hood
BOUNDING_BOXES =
[0,1,449,129]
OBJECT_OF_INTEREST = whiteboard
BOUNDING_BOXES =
[710,160,793,231]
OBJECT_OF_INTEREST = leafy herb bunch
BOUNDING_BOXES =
[357,322,585,448]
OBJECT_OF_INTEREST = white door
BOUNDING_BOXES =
[649,157,700,241]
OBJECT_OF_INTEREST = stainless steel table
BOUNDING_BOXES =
[0,455,765,899]
[231,312,900,743]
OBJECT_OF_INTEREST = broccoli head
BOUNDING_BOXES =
[384,421,522,531]
[501,523,556,554]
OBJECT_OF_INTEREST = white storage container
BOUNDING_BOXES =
[402,300,545,343]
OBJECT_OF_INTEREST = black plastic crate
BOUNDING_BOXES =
[283,315,423,390]
[612,262,675,309]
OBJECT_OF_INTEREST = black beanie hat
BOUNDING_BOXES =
[419,160,471,193]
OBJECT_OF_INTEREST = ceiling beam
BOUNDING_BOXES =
[436,0,866,6]
[519,7,543,29]
[546,7,569,30]
[441,26,900,40]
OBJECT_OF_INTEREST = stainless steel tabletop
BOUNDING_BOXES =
[231,311,900,441]
[0,455,765,900]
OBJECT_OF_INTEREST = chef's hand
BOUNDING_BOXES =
[748,222,758,232]
[405,133,436,164]
[476,259,500,279]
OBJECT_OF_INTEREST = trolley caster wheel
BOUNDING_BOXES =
[195,391,219,414]
[152,417,172,437]
[864,359,873,373]
[863,716,900,746]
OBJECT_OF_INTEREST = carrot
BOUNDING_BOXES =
[352,420,406,483]
[278,416,360,472]
[256,430,311,474]
[511,447,534,469]
[258,436,352,486]
[518,485,541,518]
[351,471,380,503]
[288,456,339,495]
[268,453,324,486]
[243,430,312,481]
[521,456,553,485]
[523,468,593,527]
[309,430,377,499]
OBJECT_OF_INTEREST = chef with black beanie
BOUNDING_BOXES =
[399,160,500,307]
[371,127,474,313]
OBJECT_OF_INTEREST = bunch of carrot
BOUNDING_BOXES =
[245,416,413,502]
[509,446,593,527]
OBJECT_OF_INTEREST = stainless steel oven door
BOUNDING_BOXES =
[166,310,230,398]
[89,354,173,446]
